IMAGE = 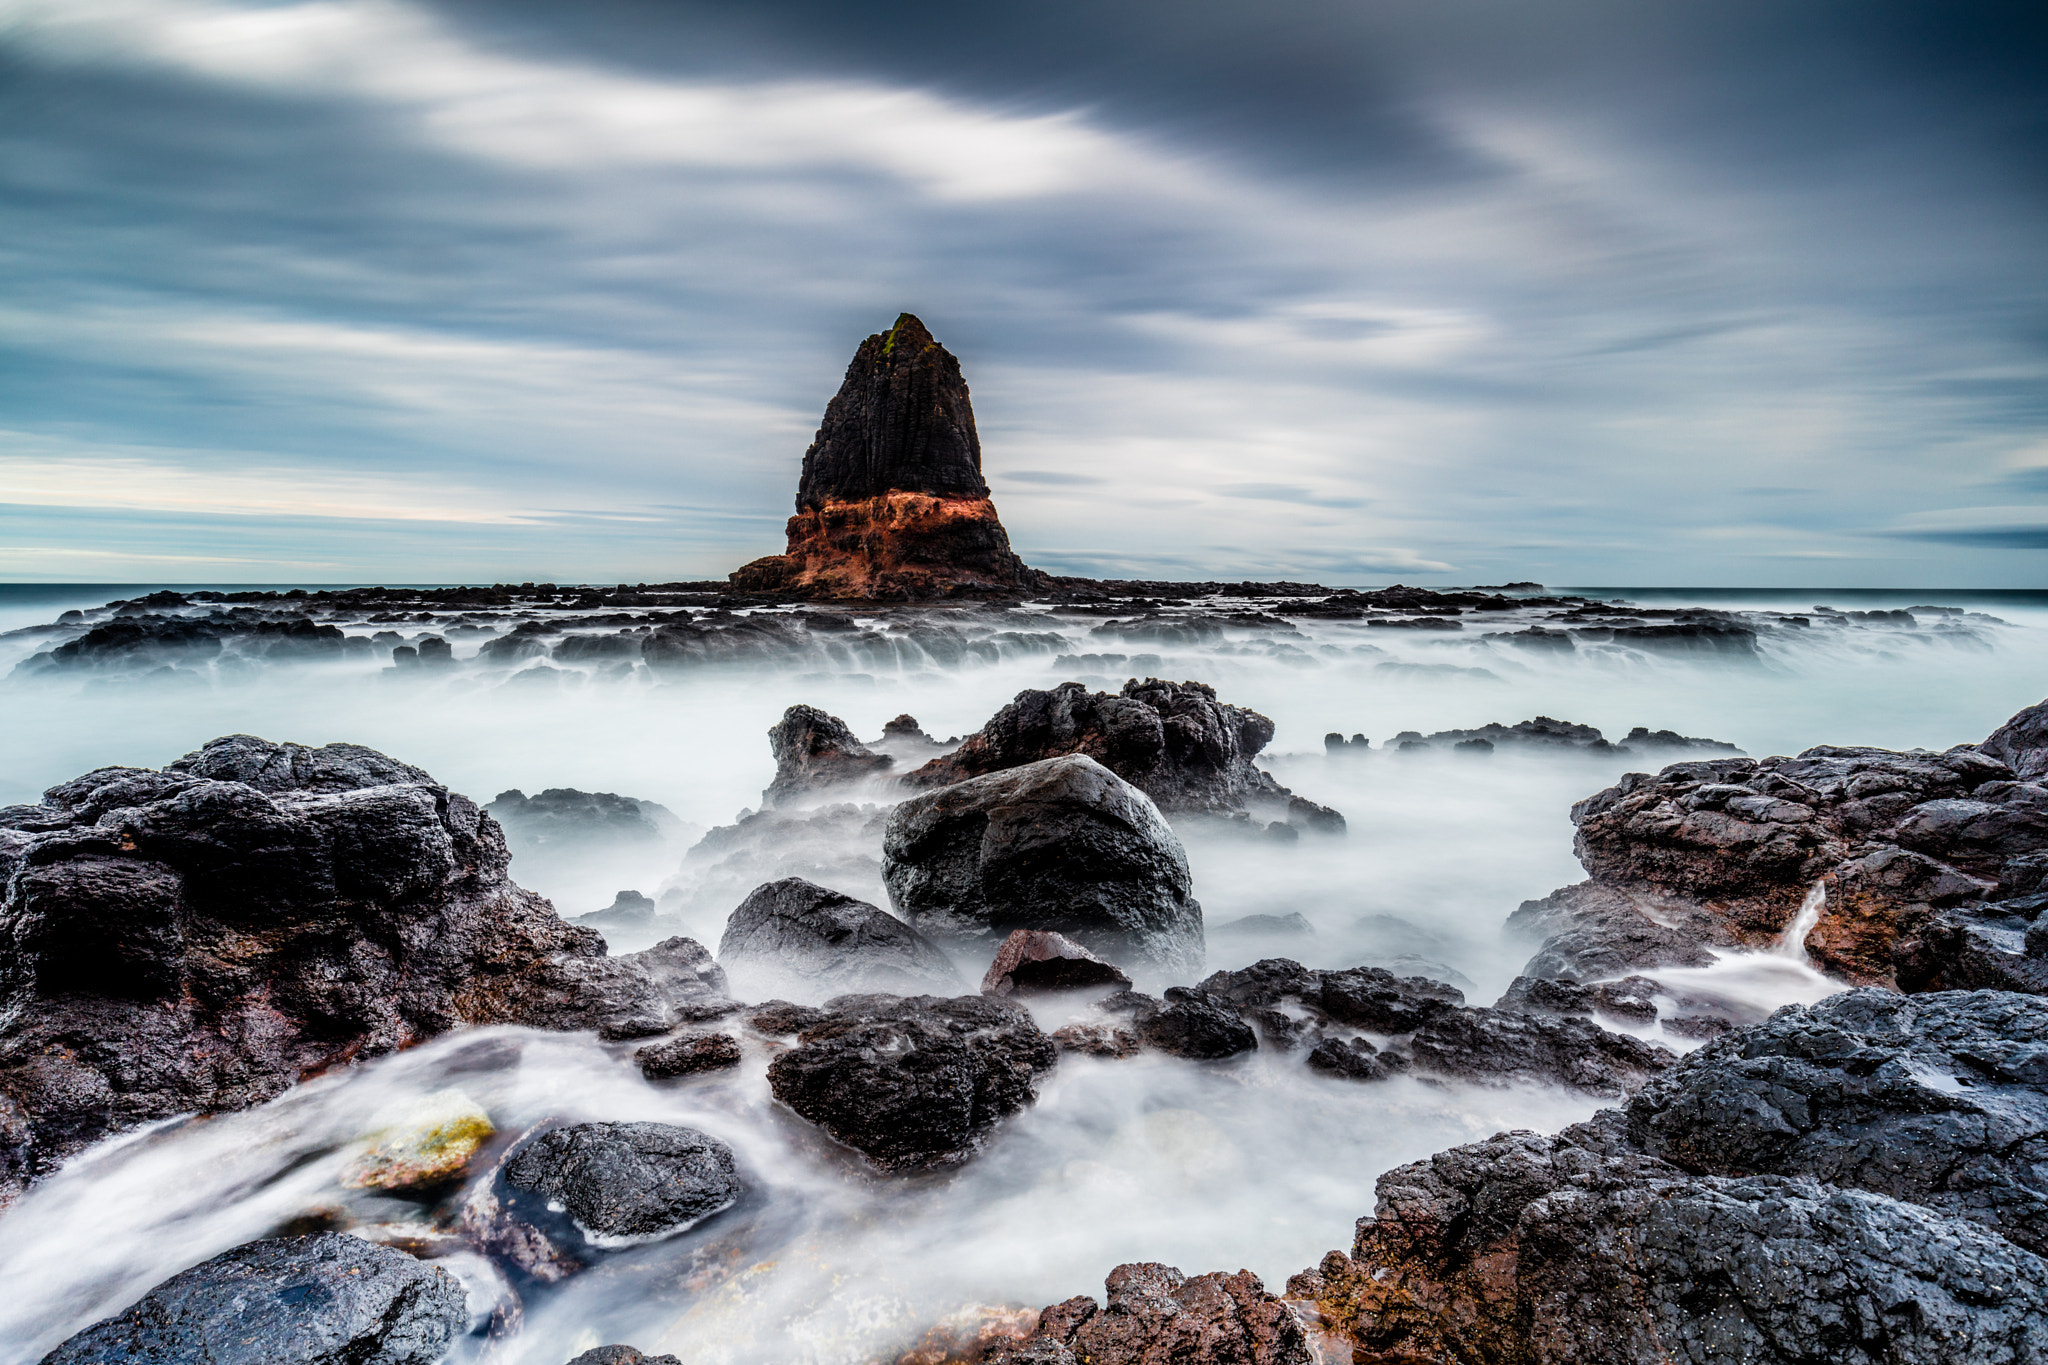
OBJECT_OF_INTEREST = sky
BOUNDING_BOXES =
[0,0,2044,586]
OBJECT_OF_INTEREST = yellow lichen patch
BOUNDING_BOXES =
[341,1089,495,1193]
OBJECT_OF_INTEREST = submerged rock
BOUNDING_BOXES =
[39,1232,466,1365]
[342,1089,495,1193]
[763,705,894,807]
[980,929,1132,996]
[502,1121,743,1241]
[765,993,1057,1171]
[883,754,1204,973]
[999,1261,1312,1365]
[718,877,961,998]
[0,734,688,1204]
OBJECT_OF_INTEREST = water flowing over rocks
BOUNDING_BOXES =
[1514,695,2048,991]
[718,876,963,998]
[883,755,1204,973]
[501,1121,744,1240]
[0,735,730,1203]
[764,993,1057,1171]
[730,314,1046,599]
[905,679,1340,829]
[38,1233,467,1365]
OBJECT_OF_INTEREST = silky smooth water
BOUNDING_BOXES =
[0,586,2041,1364]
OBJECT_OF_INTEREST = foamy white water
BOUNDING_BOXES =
[1,585,2043,1362]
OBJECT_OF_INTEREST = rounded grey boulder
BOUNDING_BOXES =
[502,1121,742,1240]
[718,877,961,998]
[38,1232,466,1365]
[882,755,1202,973]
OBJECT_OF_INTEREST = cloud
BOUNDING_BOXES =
[1879,505,2048,550]
[1001,470,1108,486]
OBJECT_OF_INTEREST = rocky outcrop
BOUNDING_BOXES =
[765,993,1057,1171]
[905,680,1337,827]
[565,1350,681,1365]
[731,314,1044,600]
[485,787,683,852]
[502,1121,743,1240]
[717,877,962,998]
[883,755,1204,973]
[980,929,1131,996]
[39,1233,467,1365]
[1292,989,2048,1365]
[1183,959,1672,1096]
[0,735,729,1204]
[1522,698,2048,989]
[1376,716,1741,758]
[764,705,895,807]
[1624,988,2048,1256]
[999,1262,1313,1365]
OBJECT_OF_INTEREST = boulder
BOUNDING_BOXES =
[765,993,1057,1171]
[1131,988,1258,1060]
[763,705,894,807]
[904,679,1324,823]
[485,787,684,856]
[998,1262,1312,1365]
[636,1032,743,1079]
[502,1121,743,1240]
[565,1350,681,1365]
[718,877,961,998]
[980,929,1132,996]
[1624,988,2048,1255]
[1981,696,2048,780]
[38,1233,466,1365]
[0,735,714,1204]
[882,755,1203,973]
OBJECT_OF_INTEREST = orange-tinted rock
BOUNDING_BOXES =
[730,314,1046,600]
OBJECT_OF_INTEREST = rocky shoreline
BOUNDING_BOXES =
[5,683,2046,1364]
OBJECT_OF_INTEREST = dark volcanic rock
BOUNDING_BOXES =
[1403,1006,1673,1098]
[905,679,1332,824]
[763,705,894,807]
[765,993,1057,1171]
[1504,882,1725,983]
[1132,988,1259,1059]
[565,1350,682,1365]
[636,1032,743,1079]
[729,314,1043,599]
[1002,1261,1313,1365]
[980,929,1132,996]
[883,754,1203,973]
[1295,1112,2048,1365]
[502,1121,743,1239]
[1537,701,2048,987]
[1982,697,2048,781]
[1624,988,2048,1255]
[0,734,716,1203]
[1391,716,1741,759]
[717,877,961,997]
[485,786,683,854]
[39,1232,466,1365]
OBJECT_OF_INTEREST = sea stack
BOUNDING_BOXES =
[731,314,1047,599]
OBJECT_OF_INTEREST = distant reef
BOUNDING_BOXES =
[730,313,1049,601]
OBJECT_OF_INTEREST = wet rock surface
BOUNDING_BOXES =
[1538,699,2048,988]
[38,1232,466,1365]
[763,705,895,807]
[883,754,1203,973]
[636,1031,743,1079]
[1377,715,1741,759]
[765,993,1057,1171]
[1294,985,2048,1365]
[502,1121,743,1240]
[564,1349,682,1365]
[718,876,961,998]
[999,1261,1313,1365]
[1624,988,2048,1255]
[980,929,1131,996]
[0,734,697,1203]
[905,679,1334,826]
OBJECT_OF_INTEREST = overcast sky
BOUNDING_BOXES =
[2,0,2043,585]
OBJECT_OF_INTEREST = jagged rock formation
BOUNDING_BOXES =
[731,314,1046,600]
[1507,696,2048,989]
[0,735,735,1204]
[906,679,1342,829]
[995,1262,1313,1365]
[763,705,895,807]
[1290,991,2048,1365]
